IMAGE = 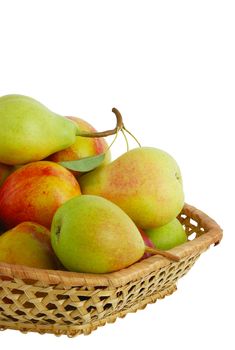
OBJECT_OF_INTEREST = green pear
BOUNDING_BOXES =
[145,218,187,250]
[51,195,145,273]
[80,147,184,229]
[0,94,78,165]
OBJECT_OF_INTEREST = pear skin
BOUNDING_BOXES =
[0,222,58,269]
[80,147,184,229]
[51,195,145,273]
[48,116,111,175]
[138,228,156,259]
[0,95,78,165]
[145,218,188,250]
[0,163,12,187]
[0,161,81,229]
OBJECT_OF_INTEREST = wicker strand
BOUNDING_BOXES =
[0,204,222,337]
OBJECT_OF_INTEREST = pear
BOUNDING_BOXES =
[47,116,111,175]
[0,161,81,229]
[80,147,184,229]
[0,94,78,165]
[51,195,145,273]
[138,228,156,260]
[145,218,188,250]
[0,163,12,187]
[0,222,58,269]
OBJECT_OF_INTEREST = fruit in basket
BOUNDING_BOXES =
[0,164,12,187]
[139,228,155,259]
[0,161,81,229]
[0,222,58,269]
[47,117,111,175]
[80,147,184,229]
[0,94,80,165]
[145,218,187,250]
[51,195,145,273]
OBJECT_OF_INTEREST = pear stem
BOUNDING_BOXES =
[123,126,142,147]
[145,246,180,262]
[121,128,130,151]
[106,128,119,152]
[76,108,124,138]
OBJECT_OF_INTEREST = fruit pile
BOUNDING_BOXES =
[0,95,187,274]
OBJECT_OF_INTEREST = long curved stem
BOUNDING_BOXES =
[76,108,124,138]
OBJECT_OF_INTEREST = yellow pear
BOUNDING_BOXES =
[0,222,58,269]
[80,147,184,229]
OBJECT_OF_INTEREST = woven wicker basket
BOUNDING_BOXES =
[0,203,222,337]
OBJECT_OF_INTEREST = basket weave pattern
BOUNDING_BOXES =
[0,204,222,337]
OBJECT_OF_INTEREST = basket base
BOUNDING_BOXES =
[0,284,177,337]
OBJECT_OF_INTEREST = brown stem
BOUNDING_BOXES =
[76,107,124,138]
[145,246,180,262]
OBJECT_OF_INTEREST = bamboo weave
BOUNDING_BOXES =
[0,204,222,337]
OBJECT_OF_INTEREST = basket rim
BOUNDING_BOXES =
[0,203,222,287]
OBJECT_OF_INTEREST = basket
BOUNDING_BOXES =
[0,203,222,337]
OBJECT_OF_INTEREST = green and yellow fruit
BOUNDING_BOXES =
[0,222,58,269]
[51,195,145,273]
[0,94,79,165]
[48,116,110,175]
[145,218,187,250]
[80,147,184,229]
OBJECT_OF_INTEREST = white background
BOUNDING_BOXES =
[0,0,234,349]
